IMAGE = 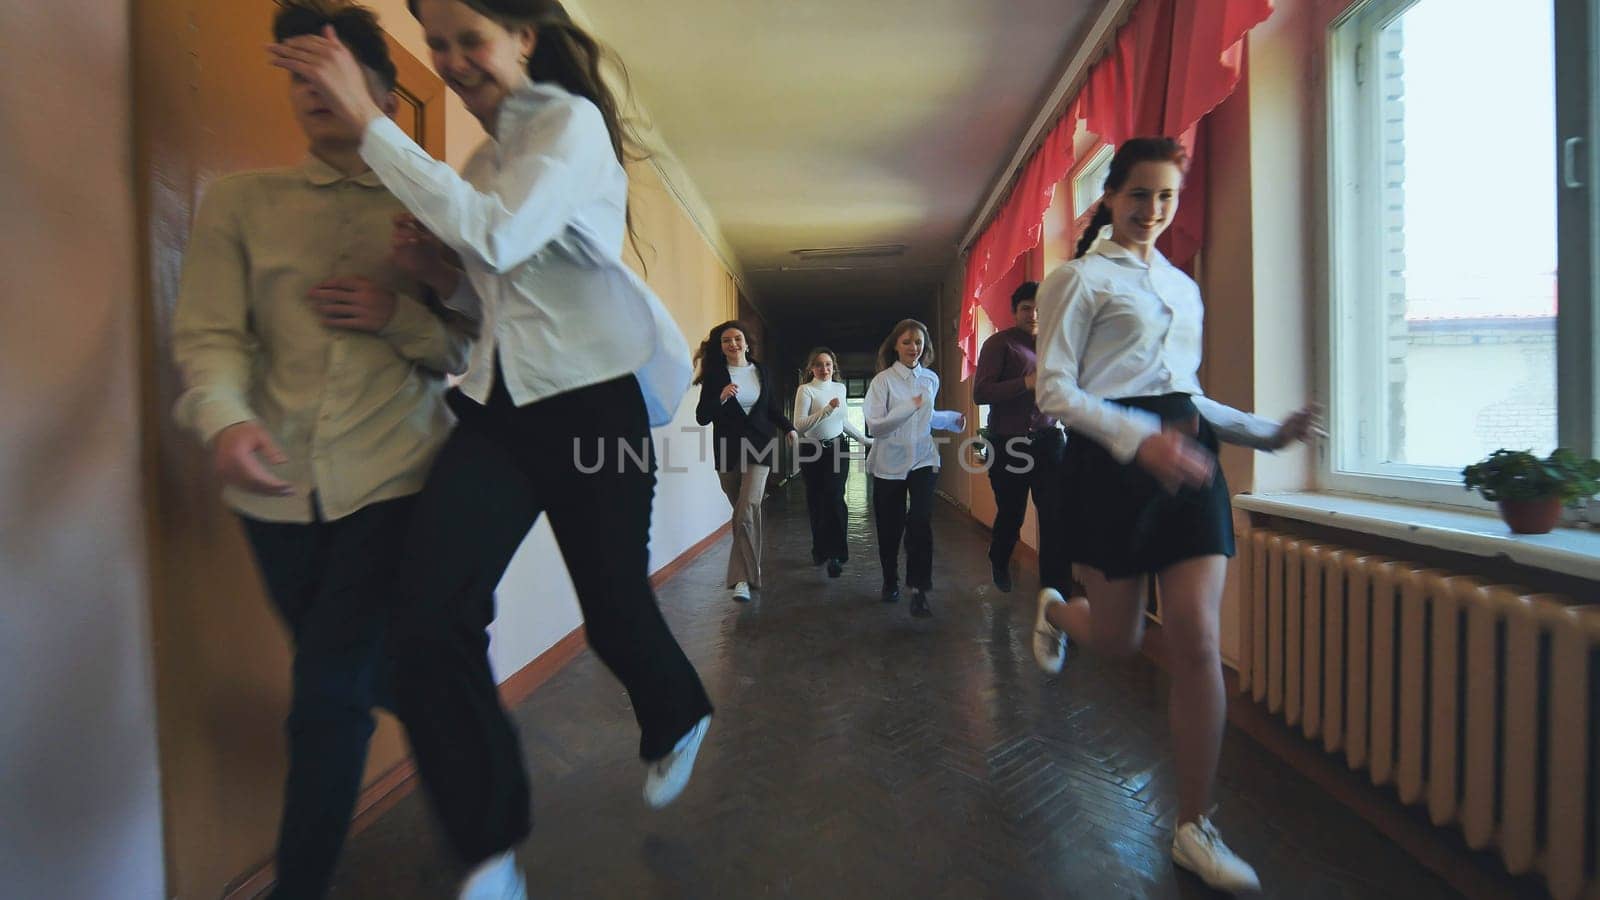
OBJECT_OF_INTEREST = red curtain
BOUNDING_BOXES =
[961,114,1074,343]
[957,0,1272,378]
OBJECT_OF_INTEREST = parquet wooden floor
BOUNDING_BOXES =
[328,473,1476,899]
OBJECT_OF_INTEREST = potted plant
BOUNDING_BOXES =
[1461,448,1600,534]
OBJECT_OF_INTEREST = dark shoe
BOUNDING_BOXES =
[910,589,932,618]
[992,562,1013,593]
[827,558,843,578]
[881,582,900,603]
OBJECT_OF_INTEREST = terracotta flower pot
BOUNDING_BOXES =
[1497,497,1563,534]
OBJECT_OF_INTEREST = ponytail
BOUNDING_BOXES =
[1074,203,1112,259]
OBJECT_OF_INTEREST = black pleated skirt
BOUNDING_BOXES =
[1061,393,1235,579]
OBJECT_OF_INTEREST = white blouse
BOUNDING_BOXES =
[1035,238,1279,463]
[359,77,692,426]
[792,380,870,444]
[864,362,965,479]
[728,363,760,414]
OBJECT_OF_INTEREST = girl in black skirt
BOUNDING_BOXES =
[1031,137,1319,895]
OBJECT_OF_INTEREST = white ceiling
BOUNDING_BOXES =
[572,0,1108,345]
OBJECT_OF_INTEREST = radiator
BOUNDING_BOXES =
[1240,528,1600,900]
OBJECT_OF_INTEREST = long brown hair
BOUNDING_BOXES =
[877,319,933,372]
[407,0,650,256]
[693,321,754,385]
[1074,137,1189,259]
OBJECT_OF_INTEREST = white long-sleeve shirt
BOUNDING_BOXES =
[1035,238,1280,463]
[864,362,965,479]
[792,380,870,444]
[729,362,761,413]
[358,77,691,426]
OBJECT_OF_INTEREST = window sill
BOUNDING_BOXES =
[1233,492,1600,583]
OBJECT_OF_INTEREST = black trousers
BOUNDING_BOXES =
[389,373,714,866]
[872,466,938,590]
[240,495,413,900]
[799,436,850,562]
[986,428,1071,591]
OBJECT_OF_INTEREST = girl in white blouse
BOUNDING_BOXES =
[864,320,966,617]
[792,348,871,577]
[1031,137,1318,894]
[271,3,713,896]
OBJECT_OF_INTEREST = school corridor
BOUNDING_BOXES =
[11,0,1600,898]
[321,474,1494,900]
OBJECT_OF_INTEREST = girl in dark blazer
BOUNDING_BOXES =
[695,321,796,601]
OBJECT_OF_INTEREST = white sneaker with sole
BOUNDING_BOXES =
[1171,815,1261,894]
[644,714,712,808]
[731,581,751,602]
[458,850,526,900]
[1032,588,1069,674]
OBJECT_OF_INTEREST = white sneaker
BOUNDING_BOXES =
[731,581,751,602]
[644,714,712,809]
[1032,588,1069,674]
[458,850,526,900]
[1171,816,1261,893]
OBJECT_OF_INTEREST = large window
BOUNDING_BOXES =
[1327,0,1597,504]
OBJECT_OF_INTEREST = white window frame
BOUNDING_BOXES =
[1072,143,1115,219]
[973,304,998,428]
[1322,0,1594,509]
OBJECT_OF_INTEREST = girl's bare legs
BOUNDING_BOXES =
[1044,555,1228,825]
[1154,555,1228,825]
[1043,563,1145,658]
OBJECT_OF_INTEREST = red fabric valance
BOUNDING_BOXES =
[958,0,1272,378]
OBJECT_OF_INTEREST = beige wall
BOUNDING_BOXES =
[1242,0,1319,494]
[934,262,999,526]
[0,1,166,897]
[1201,0,1326,661]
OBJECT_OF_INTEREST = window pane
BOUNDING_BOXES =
[1372,0,1557,470]
[845,398,868,440]
[1073,145,1113,218]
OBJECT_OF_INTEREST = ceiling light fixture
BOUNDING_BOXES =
[789,244,907,261]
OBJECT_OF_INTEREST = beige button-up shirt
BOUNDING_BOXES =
[172,156,475,522]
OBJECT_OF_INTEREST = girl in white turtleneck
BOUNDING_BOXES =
[792,347,871,577]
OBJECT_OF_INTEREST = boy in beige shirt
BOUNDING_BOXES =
[170,4,472,896]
